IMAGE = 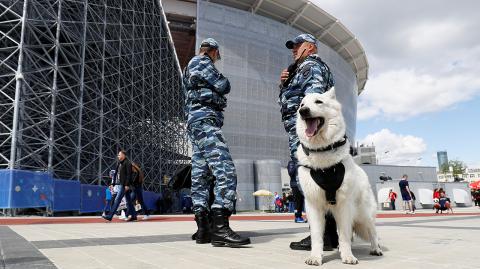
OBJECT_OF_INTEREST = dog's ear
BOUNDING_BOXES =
[325,87,336,99]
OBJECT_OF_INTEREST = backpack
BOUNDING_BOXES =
[275,198,283,207]
[132,163,144,184]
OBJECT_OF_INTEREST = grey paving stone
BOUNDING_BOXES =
[0,226,56,269]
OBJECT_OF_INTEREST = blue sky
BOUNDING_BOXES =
[315,0,480,168]
[357,96,480,167]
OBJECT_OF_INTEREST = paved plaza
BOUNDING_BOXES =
[1,208,479,269]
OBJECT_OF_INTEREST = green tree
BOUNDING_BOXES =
[440,160,467,178]
[440,163,450,174]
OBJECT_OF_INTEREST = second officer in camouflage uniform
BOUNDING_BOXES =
[278,34,338,251]
[183,38,250,247]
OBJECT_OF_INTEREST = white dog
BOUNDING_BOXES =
[296,89,382,266]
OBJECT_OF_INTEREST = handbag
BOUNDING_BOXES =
[169,164,192,191]
[383,202,390,208]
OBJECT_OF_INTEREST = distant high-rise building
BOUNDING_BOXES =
[437,151,449,170]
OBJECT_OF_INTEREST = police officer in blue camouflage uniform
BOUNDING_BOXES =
[183,38,250,247]
[279,34,338,251]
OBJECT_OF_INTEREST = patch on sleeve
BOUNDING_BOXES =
[302,64,313,79]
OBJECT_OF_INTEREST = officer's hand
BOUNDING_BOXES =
[280,69,289,83]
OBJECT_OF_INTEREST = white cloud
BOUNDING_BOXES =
[358,66,480,120]
[359,129,427,165]
[403,20,466,51]
[313,0,480,121]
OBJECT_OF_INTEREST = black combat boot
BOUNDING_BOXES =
[192,210,214,240]
[210,208,250,247]
[289,234,338,251]
[194,211,211,244]
[290,235,311,250]
[191,231,197,240]
[290,213,339,251]
[324,213,339,250]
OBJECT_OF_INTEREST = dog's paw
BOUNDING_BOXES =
[370,246,383,256]
[305,256,322,266]
[341,254,359,265]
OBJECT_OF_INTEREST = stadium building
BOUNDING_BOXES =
[0,0,369,213]
[164,0,369,210]
[164,0,368,162]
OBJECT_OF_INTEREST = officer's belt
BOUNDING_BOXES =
[187,88,225,112]
[190,100,224,112]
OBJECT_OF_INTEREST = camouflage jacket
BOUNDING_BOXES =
[278,54,334,120]
[183,54,231,126]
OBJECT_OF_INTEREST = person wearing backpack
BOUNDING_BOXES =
[130,162,150,220]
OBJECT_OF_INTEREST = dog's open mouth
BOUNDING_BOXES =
[305,117,325,138]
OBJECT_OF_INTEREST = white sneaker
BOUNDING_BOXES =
[143,215,150,220]
[118,211,126,220]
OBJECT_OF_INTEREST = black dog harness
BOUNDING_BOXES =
[302,162,345,205]
[300,135,348,205]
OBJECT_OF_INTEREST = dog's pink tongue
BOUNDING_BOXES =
[305,118,319,137]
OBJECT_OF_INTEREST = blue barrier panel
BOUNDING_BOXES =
[0,170,53,209]
[0,170,12,208]
[53,180,81,212]
[143,191,160,212]
[80,184,106,213]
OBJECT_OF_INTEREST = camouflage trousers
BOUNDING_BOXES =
[187,119,237,214]
[283,115,302,191]
[283,115,299,164]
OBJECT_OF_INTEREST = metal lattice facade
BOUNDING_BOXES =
[0,0,187,192]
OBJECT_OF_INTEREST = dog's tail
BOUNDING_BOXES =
[352,222,370,241]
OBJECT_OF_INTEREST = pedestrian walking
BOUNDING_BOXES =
[102,150,137,222]
[399,174,414,214]
[130,162,150,220]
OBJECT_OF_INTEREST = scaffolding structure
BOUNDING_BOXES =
[0,0,187,192]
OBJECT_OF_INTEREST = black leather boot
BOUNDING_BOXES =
[289,234,337,251]
[210,209,250,247]
[194,211,211,244]
[290,235,311,250]
[324,213,339,250]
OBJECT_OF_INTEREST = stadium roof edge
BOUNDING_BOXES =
[206,0,368,94]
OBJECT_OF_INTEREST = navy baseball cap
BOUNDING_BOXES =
[285,33,317,49]
[200,38,221,59]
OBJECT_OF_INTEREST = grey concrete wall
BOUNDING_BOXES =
[376,180,471,210]
[361,164,438,184]
[254,160,282,210]
[234,159,255,211]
